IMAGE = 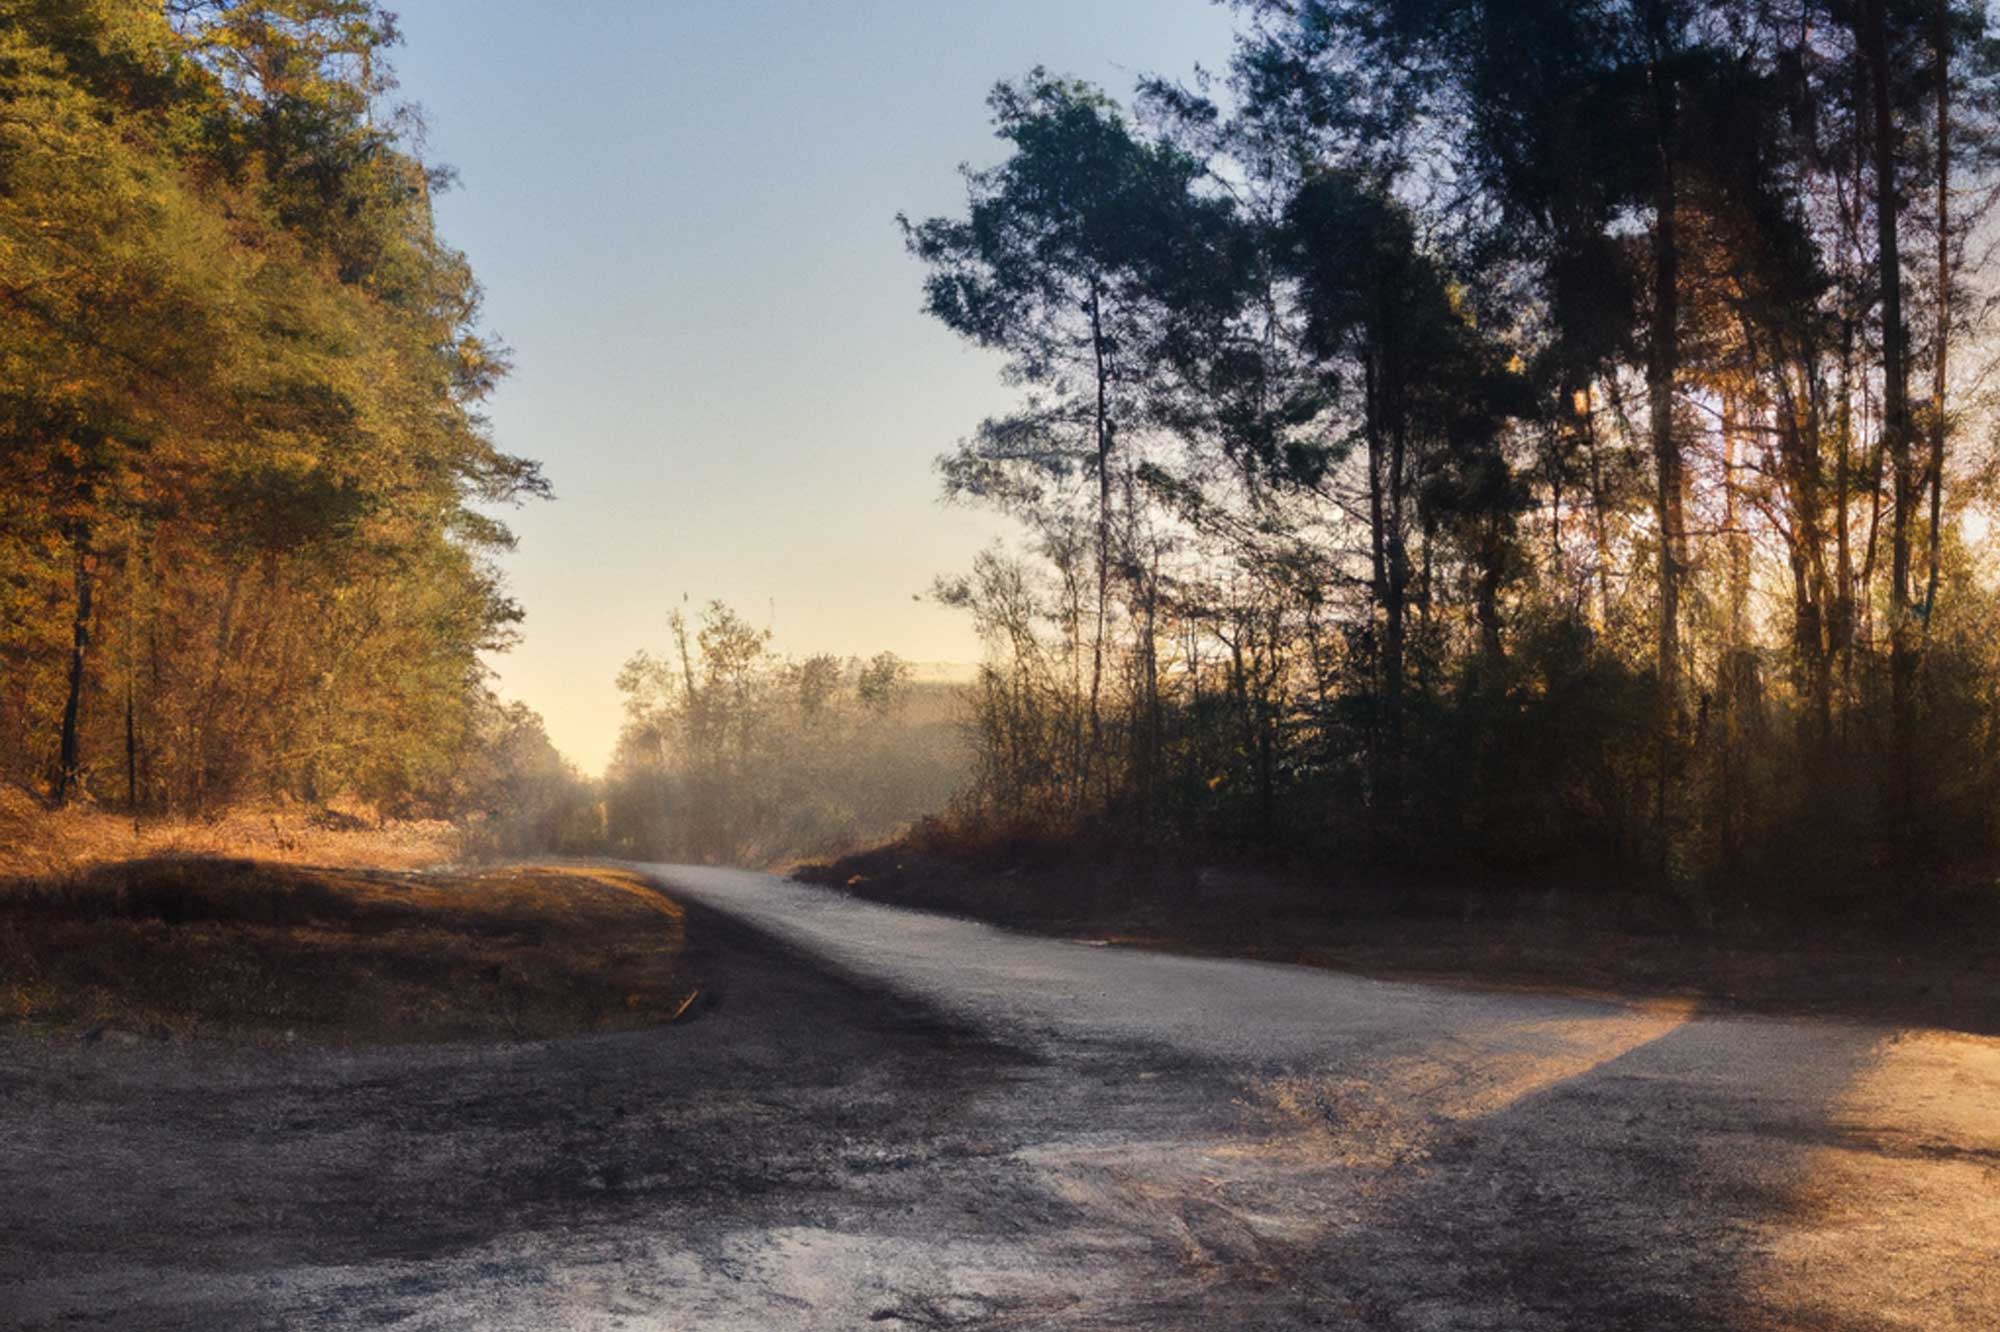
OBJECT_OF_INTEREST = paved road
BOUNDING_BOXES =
[642,866,2000,1331]
[4,864,1997,1329]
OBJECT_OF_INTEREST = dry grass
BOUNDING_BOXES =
[0,858,696,1044]
[0,784,461,879]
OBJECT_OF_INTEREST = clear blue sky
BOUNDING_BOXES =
[392,1,1243,772]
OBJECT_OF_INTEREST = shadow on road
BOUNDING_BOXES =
[1196,1007,1997,1330]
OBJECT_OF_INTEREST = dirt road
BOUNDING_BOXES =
[4,864,1997,1329]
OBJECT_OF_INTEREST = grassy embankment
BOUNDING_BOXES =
[0,790,697,1044]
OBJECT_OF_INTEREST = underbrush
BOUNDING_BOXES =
[0,784,460,878]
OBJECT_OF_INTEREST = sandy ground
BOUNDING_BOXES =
[3,863,1997,1329]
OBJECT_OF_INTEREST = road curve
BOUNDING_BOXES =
[642,864,2000,1331]
[3,864,1996,1330]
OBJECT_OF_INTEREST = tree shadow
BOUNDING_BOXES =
[1282,1006,1993,1330]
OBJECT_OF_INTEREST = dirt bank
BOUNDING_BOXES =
[798,840,2000,1036]
[0,859,696,1043]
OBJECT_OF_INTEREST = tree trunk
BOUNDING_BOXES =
[1863,0,1917,836]
[1722,395,1749,646]
[1646,7,1685,849]
[125,667,137,811]
[1363,354,1390,807]
[1384,404,1408,816]
[1835,314,1856,716]
[1143,543,1163,823]
[1475,519,1505,670]
[1583,392,1616,624]
[1761,341,1835,748]
[124,522,142,813]
[1924,0,1950,625]
[54,523,94,807]
[1086,282,1111,807]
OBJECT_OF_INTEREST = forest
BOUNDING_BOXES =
[11,0,2000,908]
[1,0,544,816]
[899,0,2000,904]
[0,2,962,867]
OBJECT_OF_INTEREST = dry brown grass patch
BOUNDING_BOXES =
[0,859,696,1044]
[0,785,460,878]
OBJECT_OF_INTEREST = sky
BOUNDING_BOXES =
[389,1,1244,773]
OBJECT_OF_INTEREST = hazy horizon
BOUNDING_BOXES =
[392,1,1241,773]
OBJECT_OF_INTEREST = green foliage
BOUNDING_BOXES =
[900,68,1250,510]
[0,0,543,813]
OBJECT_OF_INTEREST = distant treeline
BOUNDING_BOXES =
[466,602,971,867]
[600,602,969,866]
[0,2,542,813]
[906,1,2000,898]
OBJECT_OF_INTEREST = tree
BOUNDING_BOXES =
[912,0,2000,897]
[1282,172,1442,808]
[610,605,963,863]
[0,0,544,813]
[901,69,1248,804]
